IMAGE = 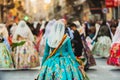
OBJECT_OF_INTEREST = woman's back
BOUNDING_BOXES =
[47,37,73,57]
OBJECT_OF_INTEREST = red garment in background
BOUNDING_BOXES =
[107,43,120,66]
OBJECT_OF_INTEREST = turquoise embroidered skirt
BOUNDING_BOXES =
[38,56,83,80]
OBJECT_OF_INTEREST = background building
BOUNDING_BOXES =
[0,0,120,22]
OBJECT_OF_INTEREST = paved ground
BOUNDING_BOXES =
[87,57,120,80]
[0,57,120,80]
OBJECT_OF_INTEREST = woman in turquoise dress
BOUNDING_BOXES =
[38,20,87,80]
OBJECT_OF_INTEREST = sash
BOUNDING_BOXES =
[46,34,67,59]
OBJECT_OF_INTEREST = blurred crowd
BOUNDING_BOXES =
[0,17,120,70]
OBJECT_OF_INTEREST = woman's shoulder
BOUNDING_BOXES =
[63,35,71,44]
[66,35,71,40]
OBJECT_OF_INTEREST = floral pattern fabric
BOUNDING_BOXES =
[38,37,83,80]
[12,40,40,69]
[81,35,96,67]
[0,43,13,68]
[107,43,120,66]
[92,36,111,57]
[39,56,83,80]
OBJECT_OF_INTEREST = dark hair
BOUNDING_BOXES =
[69,23,77,28]
[101,20,106,26]
[44,21,49,28]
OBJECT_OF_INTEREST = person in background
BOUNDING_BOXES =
[70,23,83,57]
[33,21,41,36]
[0,24,13,69]
[0,35,13,69]
[107,20,120,66]
[0,24,11,52]
[35,21,48,54]
[73,22,96,70]
[92,21,112,58]
[110,20,118,36]
[12,20,40,69]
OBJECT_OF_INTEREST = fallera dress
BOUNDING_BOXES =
[0,38,13,68]
[107,43,120,66]
[81,34,96,69]
[107,25,120,66]
[92,36,111,57]
[12,40,40,69]
[38,37,83,80]
[92,25,112,57]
